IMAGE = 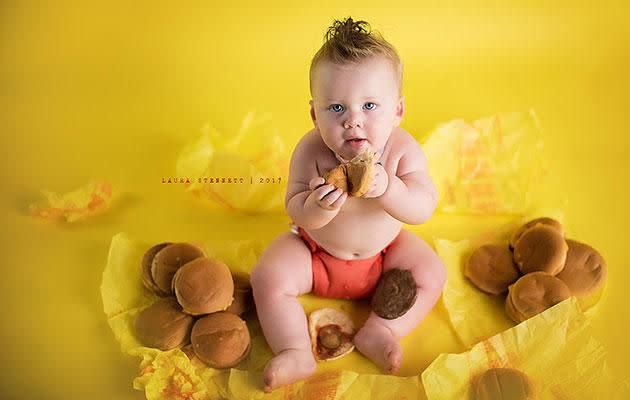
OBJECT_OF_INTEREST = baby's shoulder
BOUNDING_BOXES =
[296,129,326,149]
[386,127,428,176]
[291,129,329,159]
[387,127,424,157]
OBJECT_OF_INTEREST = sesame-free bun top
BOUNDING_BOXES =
[505,272,571,324]
[474,368,535,400]
[172,257,234,316]
[225,275,253,316]
[513,225,568,276]
[141,242,172,296]
[190,312,250,369]
[510,217,563,251]
[555,239,607,297]
[465,244,520,295]
[151,242,206,295]
[133,297,194,351]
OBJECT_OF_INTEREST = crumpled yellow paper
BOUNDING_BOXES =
[101,233,422,400]
[29,180,114,222]
[421,110,564,215]
[434,209,608,348]
[177,110,554,216]
[176,112,290,215]
[421,298,628,399]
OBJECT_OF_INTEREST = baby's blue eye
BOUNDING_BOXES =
[329,104,344,113]
[364,102,376,110]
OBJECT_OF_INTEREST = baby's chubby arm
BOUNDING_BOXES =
[377,138,438,225]
[285,137,347,230]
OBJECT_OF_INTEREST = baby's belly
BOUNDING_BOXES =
[304,199,402,260]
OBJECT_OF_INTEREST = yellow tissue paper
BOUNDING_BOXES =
[29,180,114,222]
[421,110,563,215]
[101,233,423,400]
[421,298,628,399]
[176,112,290,215]
[176,110,557,216]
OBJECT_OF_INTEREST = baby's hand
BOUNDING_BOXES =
[363,162,389,198]
[309,177,348,210]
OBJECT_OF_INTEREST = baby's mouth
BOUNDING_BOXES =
[343,138,369,153]
[345,138,367,145]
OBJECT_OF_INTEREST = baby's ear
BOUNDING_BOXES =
[309,100,318,128]
[394,96,405,127]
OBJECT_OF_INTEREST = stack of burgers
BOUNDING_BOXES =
[465,217,608,323]
[134,242,253,369]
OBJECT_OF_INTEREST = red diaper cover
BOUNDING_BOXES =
[294,226,396,300]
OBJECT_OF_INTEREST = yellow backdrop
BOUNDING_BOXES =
[1,1,628,399]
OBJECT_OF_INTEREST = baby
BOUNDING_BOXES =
[251,17,447,392]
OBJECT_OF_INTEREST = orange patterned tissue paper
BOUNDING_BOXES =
[29,180,114,222]
[422,110,565,215]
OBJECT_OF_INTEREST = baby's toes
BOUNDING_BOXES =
[262,367,277,392]
[385,344,402,373]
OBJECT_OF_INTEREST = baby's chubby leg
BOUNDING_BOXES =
[250,232,316,392]
[354,229,447,373]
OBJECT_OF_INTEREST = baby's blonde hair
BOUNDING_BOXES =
[309,17,403,97]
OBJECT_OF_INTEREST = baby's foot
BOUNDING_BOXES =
[262,348,317,392]
[354,321,402,374]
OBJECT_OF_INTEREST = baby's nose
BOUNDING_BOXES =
[343,118,363,129]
